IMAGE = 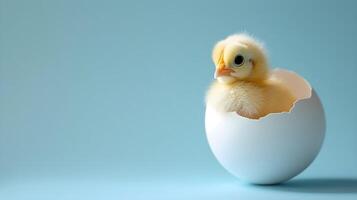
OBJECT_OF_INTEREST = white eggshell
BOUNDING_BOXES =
[205,69,325,184]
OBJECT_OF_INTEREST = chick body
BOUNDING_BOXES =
[207,78,295,119]
[206,81,263,119]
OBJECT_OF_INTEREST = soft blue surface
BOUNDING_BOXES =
[1,0,357,199]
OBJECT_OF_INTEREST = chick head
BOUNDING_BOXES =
[212,34,270,84]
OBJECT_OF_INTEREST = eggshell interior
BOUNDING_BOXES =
[205,69,325,184]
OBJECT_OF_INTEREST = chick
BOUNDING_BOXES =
[206,34,296,119]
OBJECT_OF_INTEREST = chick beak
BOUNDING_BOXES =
[214,55,233,79]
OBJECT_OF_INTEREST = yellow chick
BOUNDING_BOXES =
[206,34,296,119]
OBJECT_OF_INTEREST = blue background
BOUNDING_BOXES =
[1,0,357,199]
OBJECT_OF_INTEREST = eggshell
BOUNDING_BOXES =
[205,69,325,184]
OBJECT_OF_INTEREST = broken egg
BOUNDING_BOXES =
[205,69,325,184]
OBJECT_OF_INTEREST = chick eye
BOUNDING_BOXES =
[234,55,244,67]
